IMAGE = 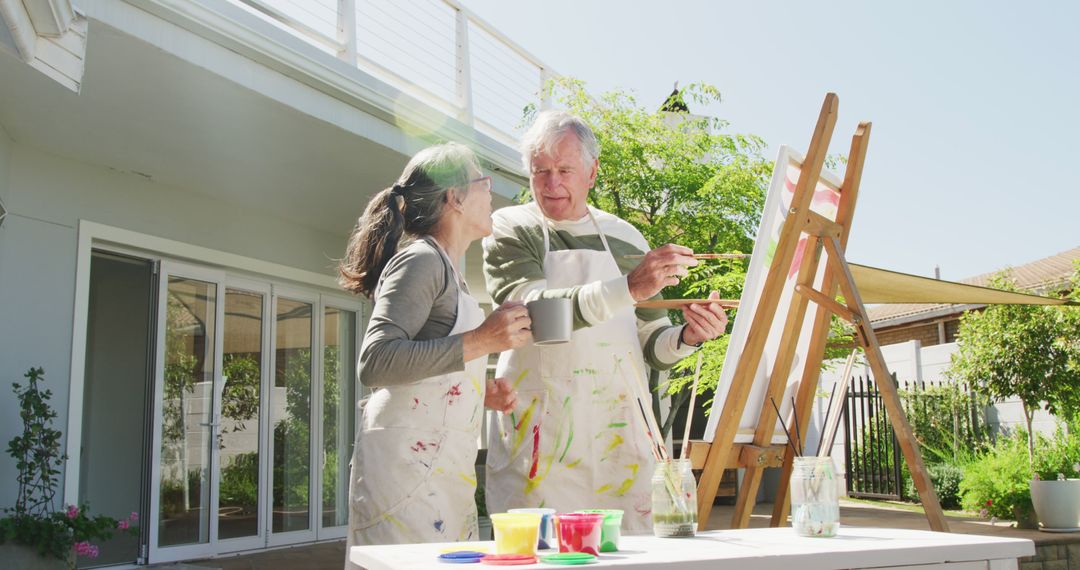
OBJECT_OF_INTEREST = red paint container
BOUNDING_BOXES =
[553,513,604,556]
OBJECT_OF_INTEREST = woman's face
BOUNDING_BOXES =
[458,167,494,240]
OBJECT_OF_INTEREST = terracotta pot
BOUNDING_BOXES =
[1030,478,1080,530]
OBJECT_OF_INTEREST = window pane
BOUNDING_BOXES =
[322,307,356,528]
[159,278,215,547]
[272,298,312,533]
[219,289,263,540]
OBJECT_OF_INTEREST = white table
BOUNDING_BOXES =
[349,526,1035,570]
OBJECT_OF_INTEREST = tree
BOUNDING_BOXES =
[947,268,1080,467]
[535,77,772,435]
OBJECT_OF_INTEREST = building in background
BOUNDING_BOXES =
[0,0,550,565]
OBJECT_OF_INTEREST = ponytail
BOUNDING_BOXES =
[339,186,406,297]
[338,142,480,298]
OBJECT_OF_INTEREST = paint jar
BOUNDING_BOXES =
[651,458,696,537]
[508,508,556,550]
[789,456,840,537]
[490,512,541,555]
[575,509,623,552]
[553,513,604,556]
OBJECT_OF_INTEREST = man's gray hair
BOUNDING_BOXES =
[519,109,599,172]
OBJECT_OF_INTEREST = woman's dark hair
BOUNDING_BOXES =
[339,142,478,298]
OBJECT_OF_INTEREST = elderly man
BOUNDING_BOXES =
[482,109,729,532]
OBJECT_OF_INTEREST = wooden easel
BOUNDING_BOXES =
[690,94,948,532]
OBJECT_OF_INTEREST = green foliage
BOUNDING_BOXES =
[947,270,1080,469]
[1031,419,1080,482]
[219,452,259,514]
[959,433,1035,519]
[1,368,137,564]
[899,382,992,465]
[904,463,965,510]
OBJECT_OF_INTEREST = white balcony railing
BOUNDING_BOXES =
[233,0,553,148]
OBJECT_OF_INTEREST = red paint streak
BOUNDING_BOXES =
[411,397,420,409]
[446,383,462,405]
[813,187,840,207]
[410,440,437,453]
[528,425,540,479]
[788,237,807,280]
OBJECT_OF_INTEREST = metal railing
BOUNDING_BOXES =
[233,0,553,148]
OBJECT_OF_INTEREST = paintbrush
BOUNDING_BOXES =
[623,253,749,260]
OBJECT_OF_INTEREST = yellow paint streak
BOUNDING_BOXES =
[566,458,582,468]
[509,400,538,456]
[603,434,625,456]
[511,369,530,390]
[460,473,477,486]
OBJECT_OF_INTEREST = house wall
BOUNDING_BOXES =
[0,141,351,507]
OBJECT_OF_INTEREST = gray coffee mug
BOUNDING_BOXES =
[526,298,572,345]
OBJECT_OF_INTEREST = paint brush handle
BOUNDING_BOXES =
[623,253,749,260]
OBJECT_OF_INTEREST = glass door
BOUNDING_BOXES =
[148,262,224,563]
[217,280,271,553]
[318,298,360,538]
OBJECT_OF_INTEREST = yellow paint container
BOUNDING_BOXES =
[490,512,541,555]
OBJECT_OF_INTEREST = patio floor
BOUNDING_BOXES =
[165,500,1076,570]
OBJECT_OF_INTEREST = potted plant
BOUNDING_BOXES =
[948,271,1080,528]
[0,368,138,569]
[1029,421,1080,530]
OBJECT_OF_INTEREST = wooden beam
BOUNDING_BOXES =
[823,235,949,532]
[731,234,824,528]
[695,93,840,530]
[687,441,786,470]
[802,210,843,239]
[794,284,857,323]
[770,122,872,526]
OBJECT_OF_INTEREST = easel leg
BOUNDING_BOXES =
[733,466,766,528]
[824,237,949,532]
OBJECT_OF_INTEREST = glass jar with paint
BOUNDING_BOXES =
[651,458,696,537]
[789,455,839,537]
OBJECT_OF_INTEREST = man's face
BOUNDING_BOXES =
[528,134,597,221]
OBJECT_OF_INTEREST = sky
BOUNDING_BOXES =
[458,0,1079,281]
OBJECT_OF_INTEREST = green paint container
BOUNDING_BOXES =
[575,509,623,552]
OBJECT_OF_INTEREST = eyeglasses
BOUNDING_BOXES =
[467,176,492,191]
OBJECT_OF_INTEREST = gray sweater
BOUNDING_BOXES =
[358,236,467,387]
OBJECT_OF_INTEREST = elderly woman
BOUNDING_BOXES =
[339,143,531,558]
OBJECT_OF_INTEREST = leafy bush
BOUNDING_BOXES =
[904,463,965,510]
[1032,419,1080,482]
[959,434,1033,519]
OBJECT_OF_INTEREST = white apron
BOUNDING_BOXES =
[345,255,488,562]
[485,208,656,532]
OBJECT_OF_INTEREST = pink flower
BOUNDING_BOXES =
[129,511,139,522]
[117,519,129,530]
[74,541,92,556]
[66,505,79,519]
[88,545,99,559]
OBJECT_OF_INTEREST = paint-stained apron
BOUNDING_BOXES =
[345,274,487,562]
[485,209,656,532]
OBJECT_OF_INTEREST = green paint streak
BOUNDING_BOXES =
[558,396,574,462]
[607,422,627,428]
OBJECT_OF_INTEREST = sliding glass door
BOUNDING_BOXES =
[145,264,361,563]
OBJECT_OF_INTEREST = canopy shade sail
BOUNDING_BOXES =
[850,263,1077,306]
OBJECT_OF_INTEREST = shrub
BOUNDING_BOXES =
[904,463,965,510]
[959,434,1033,519]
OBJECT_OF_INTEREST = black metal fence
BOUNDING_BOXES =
[844,376,988,501]
[844,374,903,500]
